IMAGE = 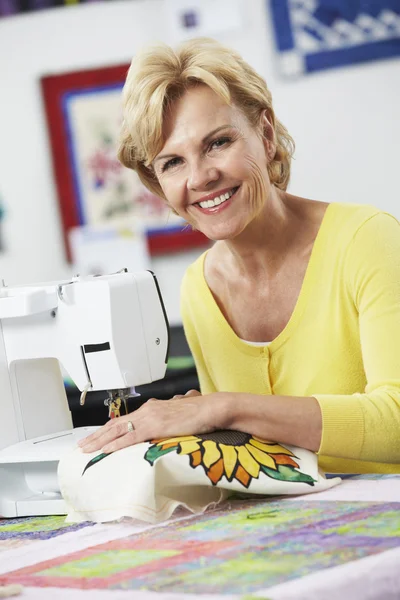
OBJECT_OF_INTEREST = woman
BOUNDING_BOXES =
[80,38,400,474]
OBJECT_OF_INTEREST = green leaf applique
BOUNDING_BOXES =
[144,443,179,466]
[260,464,316,486]
[82,452,111,476]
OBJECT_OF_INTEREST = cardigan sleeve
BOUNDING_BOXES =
[314,212,400,463]
[180,271,217,395]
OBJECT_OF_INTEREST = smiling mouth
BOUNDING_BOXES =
[196,186,239,210]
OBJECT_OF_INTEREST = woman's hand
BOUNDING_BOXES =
[78,390,229,454]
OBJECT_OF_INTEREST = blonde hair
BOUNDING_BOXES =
[118,37,294,197]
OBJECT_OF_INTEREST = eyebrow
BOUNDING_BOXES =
[153,125,235,165]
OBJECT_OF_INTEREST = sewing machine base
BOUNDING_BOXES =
[0,426,98,518]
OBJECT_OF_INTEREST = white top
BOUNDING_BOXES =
[240,339,271,347]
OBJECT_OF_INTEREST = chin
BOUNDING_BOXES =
[202,228,242,242]
[195,216,248,242]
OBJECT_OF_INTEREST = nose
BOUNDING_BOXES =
[187,158,219,191]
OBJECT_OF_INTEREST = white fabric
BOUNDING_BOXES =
[58,431,340,524]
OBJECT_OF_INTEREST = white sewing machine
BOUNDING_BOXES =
[0,270,169,518]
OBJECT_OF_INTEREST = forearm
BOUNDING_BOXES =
[220,393,322,452]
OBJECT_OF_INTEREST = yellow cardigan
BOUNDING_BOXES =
[180,203,400,474]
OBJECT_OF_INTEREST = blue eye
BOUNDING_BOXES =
[210,137,231,150]
[161,157,182,172]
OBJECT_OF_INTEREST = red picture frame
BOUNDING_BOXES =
[41,64,209,261]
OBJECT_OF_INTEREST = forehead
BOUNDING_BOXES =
[161,85,246,148]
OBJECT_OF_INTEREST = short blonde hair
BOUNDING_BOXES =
[118,37,294,197]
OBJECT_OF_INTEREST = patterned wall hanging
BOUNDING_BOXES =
[269,0,400,76]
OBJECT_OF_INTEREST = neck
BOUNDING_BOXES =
[221,188,301,279]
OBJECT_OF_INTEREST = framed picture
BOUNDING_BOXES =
[41,64,209,260]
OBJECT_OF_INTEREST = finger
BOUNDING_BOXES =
[78,420,114,447]
[169,390,201,401]
[149,390,200,402]
[102,431,137,454]
[80,419,130,453]
[79,428,109,448]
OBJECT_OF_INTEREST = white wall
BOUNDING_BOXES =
[0,0,399,323]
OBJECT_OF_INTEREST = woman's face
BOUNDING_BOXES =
[153,84,274,241]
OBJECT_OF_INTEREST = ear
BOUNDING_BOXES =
[260,110,276,162]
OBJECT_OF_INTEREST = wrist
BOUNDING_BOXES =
[214,392,242,430]
[220,393,275,439]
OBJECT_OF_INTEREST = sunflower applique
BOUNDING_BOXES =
[144,430,316,488]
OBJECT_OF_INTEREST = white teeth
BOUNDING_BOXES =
[199,188,235,209]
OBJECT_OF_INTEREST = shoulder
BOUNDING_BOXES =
[337,203,400,249]
[328,202,387,231]
[181,242,226,290]
[337,205,400,303]
[180,249,209,305]
[327,202,399,252]
[180,248,217,328]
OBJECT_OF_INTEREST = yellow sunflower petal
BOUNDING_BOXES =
[154,435,201,446]
[246,443,277,471]
[237,446,260,478]
[249,438,295,456]
[179,440,201,454]
[220,444,238,480]
[202,440,221,468]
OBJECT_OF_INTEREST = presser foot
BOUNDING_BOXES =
[104,387,141,419]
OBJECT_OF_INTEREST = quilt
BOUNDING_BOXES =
[1,475,400,599]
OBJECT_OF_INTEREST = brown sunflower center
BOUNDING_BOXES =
[198,430,251,446]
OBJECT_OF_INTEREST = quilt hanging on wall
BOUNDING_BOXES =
[269,0,400,76]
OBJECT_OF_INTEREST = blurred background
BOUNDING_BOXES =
[0,0,399,420]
